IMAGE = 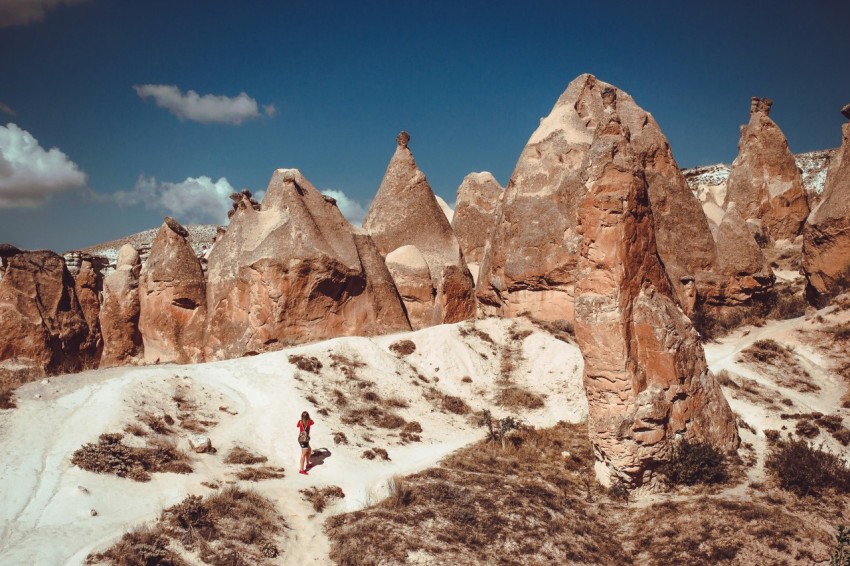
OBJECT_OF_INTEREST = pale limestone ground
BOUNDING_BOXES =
[0,317,586,565]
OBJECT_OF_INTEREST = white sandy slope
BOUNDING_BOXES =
[0,317,585,565]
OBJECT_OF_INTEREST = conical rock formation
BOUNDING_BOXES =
[100,244,143,367]
[205,169,410,359]
[574,115,739,489]
[803,123,850,306]
[74,255,103,361]
[724,97,809,242]
[139,218,206,364]
[477,74,715,322]
[363,133,476,329]
[451,172,503,277]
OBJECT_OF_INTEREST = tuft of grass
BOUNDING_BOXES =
[333,431,349,445]
[300,485,345,512]
[494,386,545,410]
[223,446,267,465]
[235,466,286,481]
[0,390,15,410]
[661,440,728,486]
[288,354,323,374]
[441,395,470,415]
[389,340,416,356]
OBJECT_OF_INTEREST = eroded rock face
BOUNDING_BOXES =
[0,249,96,375]
[451,172,503,271]
[74,256,103,361]
[100,244,143,367]
[139,219,206,364]
[803,123,850,306]
[363,133,476,328]
[476,74,715,322]
[724,98,810,242]
[574,115,739,489]
[695,205,775,319]
[205,169,410,359]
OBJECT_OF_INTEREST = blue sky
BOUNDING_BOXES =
[1,0,848,251]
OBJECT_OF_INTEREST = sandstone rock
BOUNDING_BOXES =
[841,103,850,121]
[695,205,774,320]
[74,256,103,361]
[803,123,850,306]
[139,219,206,364]
[385,244,434,328]
[100,244,143,367]
[0,250,95,376]
[476,74,715,322]
[451,172,503,269]
[724,98,810,242]
[363,133,476,328]
[574,115,739,489]
[205,169,410,359]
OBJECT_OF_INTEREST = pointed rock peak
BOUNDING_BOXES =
[163,217,189,238]
[750,96,773,116]
[396,130,410,148]
[841,103,850,121]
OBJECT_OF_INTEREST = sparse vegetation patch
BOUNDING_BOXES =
[288,354,323,374]
[300,485,345,512]
[72,433,192,482]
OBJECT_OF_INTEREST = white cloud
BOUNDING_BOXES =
[321,189,368,226]
[0,0,89,28]
[0,103,15,116]
[0,123,87,207]
[133,84,275,125]
[110,175,235,224]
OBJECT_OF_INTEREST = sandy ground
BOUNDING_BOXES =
[0,317,586,565]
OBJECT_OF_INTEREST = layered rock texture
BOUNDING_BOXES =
[476,74,714,321]
[451,172,503,280]
[100,244,143,367]
[205,169,410,360]
[73,255,103,361]
[139,218,207,364]
[363,133,476,329]
[803,122,850,306]
[724,97,810,242]
[0,248,96,376]
[574,114,739,488]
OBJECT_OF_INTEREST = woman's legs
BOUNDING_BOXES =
[300,447,310,472]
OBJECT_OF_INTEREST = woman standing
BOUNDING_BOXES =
[297,411,314,475]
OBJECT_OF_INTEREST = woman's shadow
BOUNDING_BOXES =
[309,448,332,469]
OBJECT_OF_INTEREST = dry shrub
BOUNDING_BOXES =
[661,440,728,486]
[0,390,16,410]
[300,485,345,512]
[461,376,472,383]
[441,395,470,415]
[223,446,267,465]
[143,487,284,562]
[458,326,495,345]
[288,354,322,374]
[494,386,545,410]
[828,322,850,342]
[795,419,820,439]
[342,407,406,429]
[123,423,147,437]
[400,421,422,443]
[326,421,619,565]
[72,433,192,482]
[235,466,285,481]
[140,412,173,435]
[333,431,349,445]
[528,317,574,342]
[86,525,187,566]
[361,449,376,460]
[766,437,850,496]
[389,340,416,356]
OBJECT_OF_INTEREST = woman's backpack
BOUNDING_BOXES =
[298,424,310,444]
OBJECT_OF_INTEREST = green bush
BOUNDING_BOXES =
[766,438,850,496]
[662,440,728,486]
